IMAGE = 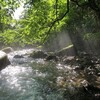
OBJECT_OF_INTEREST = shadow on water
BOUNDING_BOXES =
[0,49,99,100]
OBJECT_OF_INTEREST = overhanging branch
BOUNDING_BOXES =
[44,0,69,42]
[55,0,58,19]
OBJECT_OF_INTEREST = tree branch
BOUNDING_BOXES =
[44,0,69,42]
[55,0,58,19]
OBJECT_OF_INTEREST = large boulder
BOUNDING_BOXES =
[0,51,10,70]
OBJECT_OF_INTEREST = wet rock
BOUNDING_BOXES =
[0,51,10,70]
[62,56,76,65]
[45,54,59,62]
[13,55,24,58]
[2,47,13,53]
[30,50,47,58]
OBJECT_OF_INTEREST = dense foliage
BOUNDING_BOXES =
[0,0,23,44]
[0,0,100,45]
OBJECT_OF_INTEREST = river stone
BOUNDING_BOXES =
[45,54,59,61]
[14,55,24,58]
[62,56,76,65]
[2,47,13,53]
[0,51,10,70]
[30,50,47,58]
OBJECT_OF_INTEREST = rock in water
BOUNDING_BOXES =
[30,50,47,58]
[2,47,13,53]
[0,51,10,70]
[14,55,24,58]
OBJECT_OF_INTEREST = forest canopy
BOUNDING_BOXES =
[0,0,100,45]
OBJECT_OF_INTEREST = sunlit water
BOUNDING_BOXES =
[0,49,93,100]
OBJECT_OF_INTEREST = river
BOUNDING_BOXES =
[0,49,99,100]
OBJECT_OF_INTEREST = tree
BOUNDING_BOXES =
[0,0,100,47]
[0,0,23,44]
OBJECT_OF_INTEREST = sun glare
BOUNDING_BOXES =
[13,3,24,20]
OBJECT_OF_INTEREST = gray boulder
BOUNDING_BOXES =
[2,47,13,53]
[0,51,10,70]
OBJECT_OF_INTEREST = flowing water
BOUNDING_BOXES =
[0,49,98,100]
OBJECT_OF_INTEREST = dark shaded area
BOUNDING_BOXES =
[0,55,10,71]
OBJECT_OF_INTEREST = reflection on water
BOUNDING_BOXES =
[0,65,35,100]
[0,63,64,100]
[0,49,97,100]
